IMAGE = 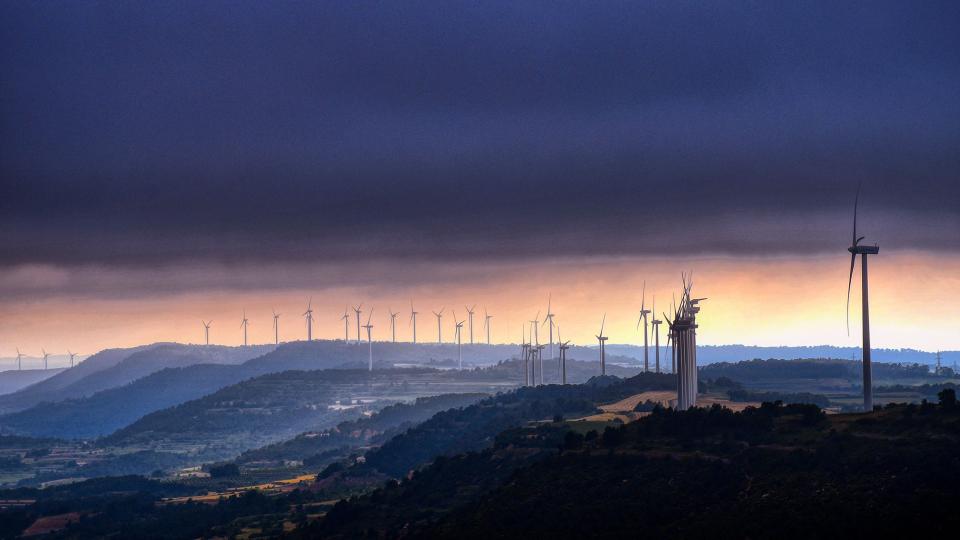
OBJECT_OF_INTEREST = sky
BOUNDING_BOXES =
[1,1,959,356]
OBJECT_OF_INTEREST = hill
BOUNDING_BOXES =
[100,368,520,462]
[307,394,960,538]
[0,369,65,396]
[235,392,489,467]
[0,343,271,415]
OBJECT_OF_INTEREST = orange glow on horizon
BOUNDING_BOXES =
[0,251,958,359]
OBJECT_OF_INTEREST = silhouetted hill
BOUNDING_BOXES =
[308,398,960,539]
[0,343,271,415]
[101,368,521,462]
[0,369,65,396]
[235,393,488,466]
[701,357,950,393]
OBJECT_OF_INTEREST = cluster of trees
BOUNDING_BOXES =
[312,395,960,538]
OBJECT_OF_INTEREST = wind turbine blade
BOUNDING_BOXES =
[599,313,606,335]
[846,252,857,336]
[641,280,646,311]
[853,181,861,246]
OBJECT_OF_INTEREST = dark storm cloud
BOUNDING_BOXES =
[2,1,959,266]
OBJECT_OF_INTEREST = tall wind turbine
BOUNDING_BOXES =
[16,348,23,371]
[636,282,651,372]
[272,310,281,345]
[483,308,493,345]
[846,184,880,412]
[303,299,314,341]
[529,311,541,382]
[651,296,662,373]
[558,326,570,385]
[363,309,374,371]
[388,309,399,343]
[465,305,476,344]
[410,301,418,344]
[520,325,528,386]
[67,350,77,368]
[240,311,250,346]
[42,348,49,370]
[202,320,212,345]
[542,294,555,366]
[353,304,363,344]
[453,310,465,370]
[433,307,444,344]
[596,314,608,376]
[340,307,349,341]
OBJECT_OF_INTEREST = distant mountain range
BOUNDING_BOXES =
[0,343,273,409]
[0,368,64,396]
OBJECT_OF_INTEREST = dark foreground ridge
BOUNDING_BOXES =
[307,390,960,539]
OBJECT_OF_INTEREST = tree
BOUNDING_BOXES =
[938,388,956,409]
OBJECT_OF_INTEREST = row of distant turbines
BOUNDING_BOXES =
[6,349,81,371]
[202,301,498,348]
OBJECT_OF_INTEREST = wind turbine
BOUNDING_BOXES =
[240,311,250,346]
[363,309,374,371]
[16,348,23,371]
[596,314,607,376]
[542,294,555,366]
[558,326,570,385]
[846,184,880,412]
[272,310,281,345]
[353,304,363,344]
[303,299,314,341]
[388,309,399,343]
[520,325,529,386]
[340,307,349,341]
[67,350,77,368]
[636,281,651,372]
[483,308,493,345]
[410,301,418,344]
[453,310,465,370]
[202,320,212,345]
[651,296,662,373]
[465,305,476,345]
[433,307,444,344]
[42,348,49,370]
[529,311,541,381]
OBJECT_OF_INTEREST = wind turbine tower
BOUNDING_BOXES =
[558,327,570,385]
[846,185,880,412]
[363,310,374,371]
[542,294,555,366]
[68,350,77,368]
[16,348,23,371]
[202,320,212,345]
[651,296,662,373]
[42,348,49,370]
[340,308,349,341]
[520,326,530,386]
[241,311,250,346]
[433,308,444,344]
[465,305,476,344]
[665,274,705,410]
[637,282,651,372]
[410,301,418,344]
[596,314,607,376]
[453,311,465,370]
[389,309,399,343]
[303,299,314,341]
[272,310,281,345]
[484,308,492,345]
[353,304,363,344]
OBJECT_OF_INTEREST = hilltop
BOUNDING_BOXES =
[0,343,273,414]
[307,394,960,538]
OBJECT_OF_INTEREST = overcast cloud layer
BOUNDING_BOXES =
[2,1,959,267]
